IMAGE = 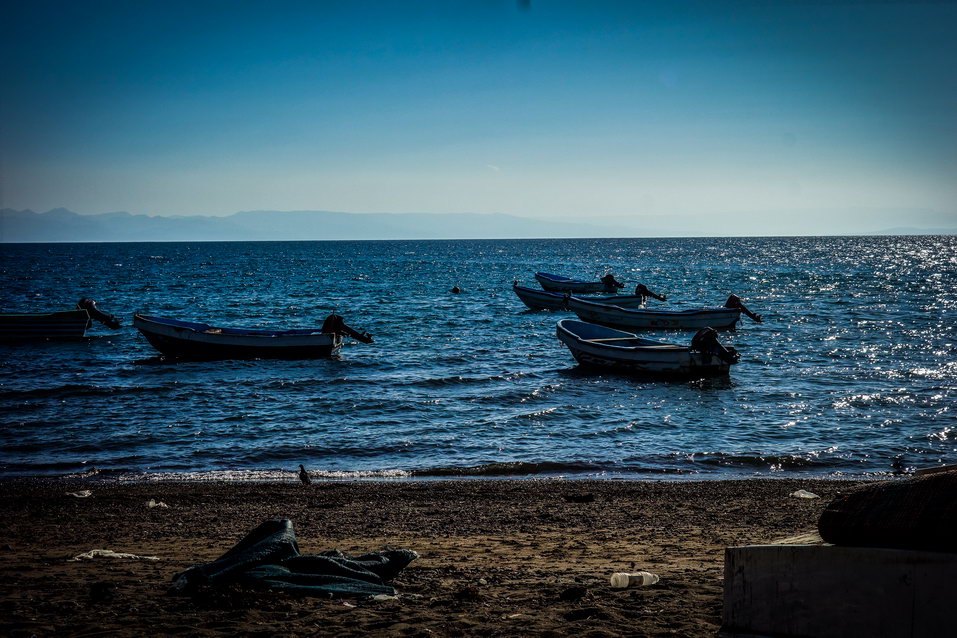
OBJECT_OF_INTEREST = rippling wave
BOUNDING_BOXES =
[1,236,955,479]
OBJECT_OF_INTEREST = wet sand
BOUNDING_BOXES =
[0,478,863,637]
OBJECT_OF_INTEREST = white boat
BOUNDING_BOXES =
[534,272,623,293]
[556,319,739,378]
[565,295,762,331]
[512,283,652,311]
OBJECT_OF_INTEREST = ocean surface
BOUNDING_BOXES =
[1,236,954,481]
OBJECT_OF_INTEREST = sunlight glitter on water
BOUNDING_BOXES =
[1,236,955,479]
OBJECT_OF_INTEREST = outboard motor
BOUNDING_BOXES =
[724,294,763,323]
[634,283,667,302]
[600,273,625,292]
[76,299,121,329]
[691,327,740,364]
[561,292,572,309]
[321,312,374,344]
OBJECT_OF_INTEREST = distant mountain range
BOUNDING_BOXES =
[0,208,619,242]
[1,208,954,242]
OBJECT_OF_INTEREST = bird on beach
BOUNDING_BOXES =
[298,464,311,485]
[892,455,906,475]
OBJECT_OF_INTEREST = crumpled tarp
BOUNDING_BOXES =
[171,519,418,597]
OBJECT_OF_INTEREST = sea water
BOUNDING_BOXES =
[1,236,954,480]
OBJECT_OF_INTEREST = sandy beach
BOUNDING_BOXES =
[0,477,863,637]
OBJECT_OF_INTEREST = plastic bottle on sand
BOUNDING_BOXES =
[610,571,659,588]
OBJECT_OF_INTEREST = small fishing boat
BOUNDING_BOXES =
[565,295,762,331]
[513,283,656,311]
[0,299,120,340]
[556,319,739,378]
[133,312,373,360]
[534,272,624,294]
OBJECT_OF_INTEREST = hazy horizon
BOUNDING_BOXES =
[2,1,955,238]
[2,206,953,242]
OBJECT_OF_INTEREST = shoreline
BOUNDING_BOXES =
[0,477,864,636]
[2,466,892,483]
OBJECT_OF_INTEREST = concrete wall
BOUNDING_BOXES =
[722,545,957,638]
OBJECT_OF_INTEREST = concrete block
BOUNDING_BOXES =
[721,544,957,638]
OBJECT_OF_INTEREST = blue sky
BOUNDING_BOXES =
[2,1,955,232]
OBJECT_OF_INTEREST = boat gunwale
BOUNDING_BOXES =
[133,314,327,338]
[512,284,650,307]
[566,295,738,317]
[556,319,690,352]
[534,272,599,285]
[0,309,91,320]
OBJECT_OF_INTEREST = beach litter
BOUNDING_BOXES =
[790,489,820,499]
[66,490,93,498]
[146,499,169,508]
[170,518,418,598]
[372,594,399,601]
[70,549,160,562]
[610,571,659,588]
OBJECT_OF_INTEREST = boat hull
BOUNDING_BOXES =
[0,310,91,340]
[566,297,740,330]
[513,285,648,311]
[134,314,342,360]
[534,272,612,294]
[556,319,733,378]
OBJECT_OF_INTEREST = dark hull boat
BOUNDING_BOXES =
[0,299,120,340]
[534,272,624,294]
[133,313,372,360]
[513,284,651,311]
[0,309,92,339]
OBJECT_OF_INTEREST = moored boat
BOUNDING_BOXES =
[534,272,624,294]
[556,319,739,378]
[513,283,656,311]
[565,295,762,331]
[133,312,372,360]
[0,309,92,339]
[0,299,120,340]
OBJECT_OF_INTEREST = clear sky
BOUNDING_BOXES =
[2,1,955,230]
